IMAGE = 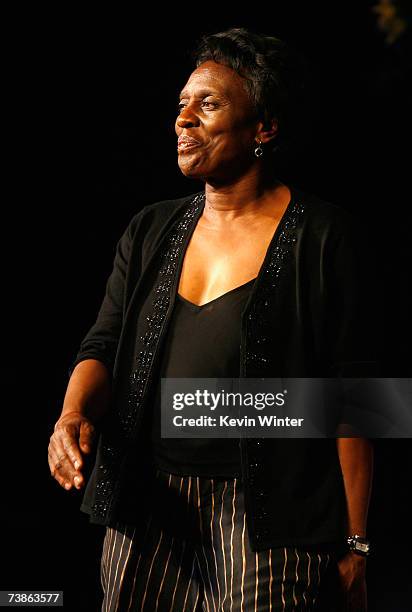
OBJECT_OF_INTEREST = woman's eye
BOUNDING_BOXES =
[177,100,217,114]
[202,101,217,109]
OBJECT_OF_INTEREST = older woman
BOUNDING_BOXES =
[48,28,375,611]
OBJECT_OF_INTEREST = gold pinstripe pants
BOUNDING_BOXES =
[100,468,336,611]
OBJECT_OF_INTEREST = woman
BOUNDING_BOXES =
[48,28,376,611]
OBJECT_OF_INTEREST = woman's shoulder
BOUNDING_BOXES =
[292,186,359,239]
[294,187,371,259]
[123,191,203,254]
[130,190,202,227]
[142,190,202,216]
[295,187,353,226]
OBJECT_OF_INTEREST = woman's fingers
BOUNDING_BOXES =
[48,414,97,491]
[48,432,84,490]
[48,443,80,489]
[62,432,83,470]
[58,422,84,470]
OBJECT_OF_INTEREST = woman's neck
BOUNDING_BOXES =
[204,170,286,222]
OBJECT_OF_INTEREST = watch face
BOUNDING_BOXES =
[355,541,369,553]
[347,536,370,555]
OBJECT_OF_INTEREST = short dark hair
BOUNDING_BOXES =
[192,27,308,156]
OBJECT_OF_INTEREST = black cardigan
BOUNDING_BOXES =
[69,186,379,552]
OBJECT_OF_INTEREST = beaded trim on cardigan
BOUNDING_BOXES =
[122,193,206,437]
[91,192,206,519]
[90,191,305,521]
[244,199,306,375]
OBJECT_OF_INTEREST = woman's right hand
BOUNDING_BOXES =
[48,411,97,491]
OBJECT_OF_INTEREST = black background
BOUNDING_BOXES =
[2,2,412,610]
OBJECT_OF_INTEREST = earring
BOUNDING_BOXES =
[254,139,264,158]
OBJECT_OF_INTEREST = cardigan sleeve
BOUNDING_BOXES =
[321,209,382,435]
[67,208,146,380]
[323,210,381,378]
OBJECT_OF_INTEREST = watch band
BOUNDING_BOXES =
[347,534,370,556]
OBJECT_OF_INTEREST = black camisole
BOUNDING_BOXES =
[149,277,256,477]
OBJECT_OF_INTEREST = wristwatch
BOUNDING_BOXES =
[347,534,370,557]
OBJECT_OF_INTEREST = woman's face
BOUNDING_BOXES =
[175,60,261,182]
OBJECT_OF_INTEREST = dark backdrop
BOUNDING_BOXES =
[3,2,411,610]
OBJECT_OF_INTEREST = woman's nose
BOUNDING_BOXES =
[176,106,199,128]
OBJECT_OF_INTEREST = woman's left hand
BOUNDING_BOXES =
[336,552,367,611]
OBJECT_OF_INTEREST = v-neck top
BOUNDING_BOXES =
[149,276,257,477]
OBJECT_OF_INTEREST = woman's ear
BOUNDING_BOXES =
[256,118,279,145]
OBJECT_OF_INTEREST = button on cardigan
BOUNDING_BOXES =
[68,187,379,552]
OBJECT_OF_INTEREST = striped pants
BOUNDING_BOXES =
[100,468,338,611]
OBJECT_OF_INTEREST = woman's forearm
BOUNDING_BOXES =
[60,358,112,424]
[336,437,374,536]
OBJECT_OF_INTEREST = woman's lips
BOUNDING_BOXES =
[177,141,201,153]
[177,136,200,153]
